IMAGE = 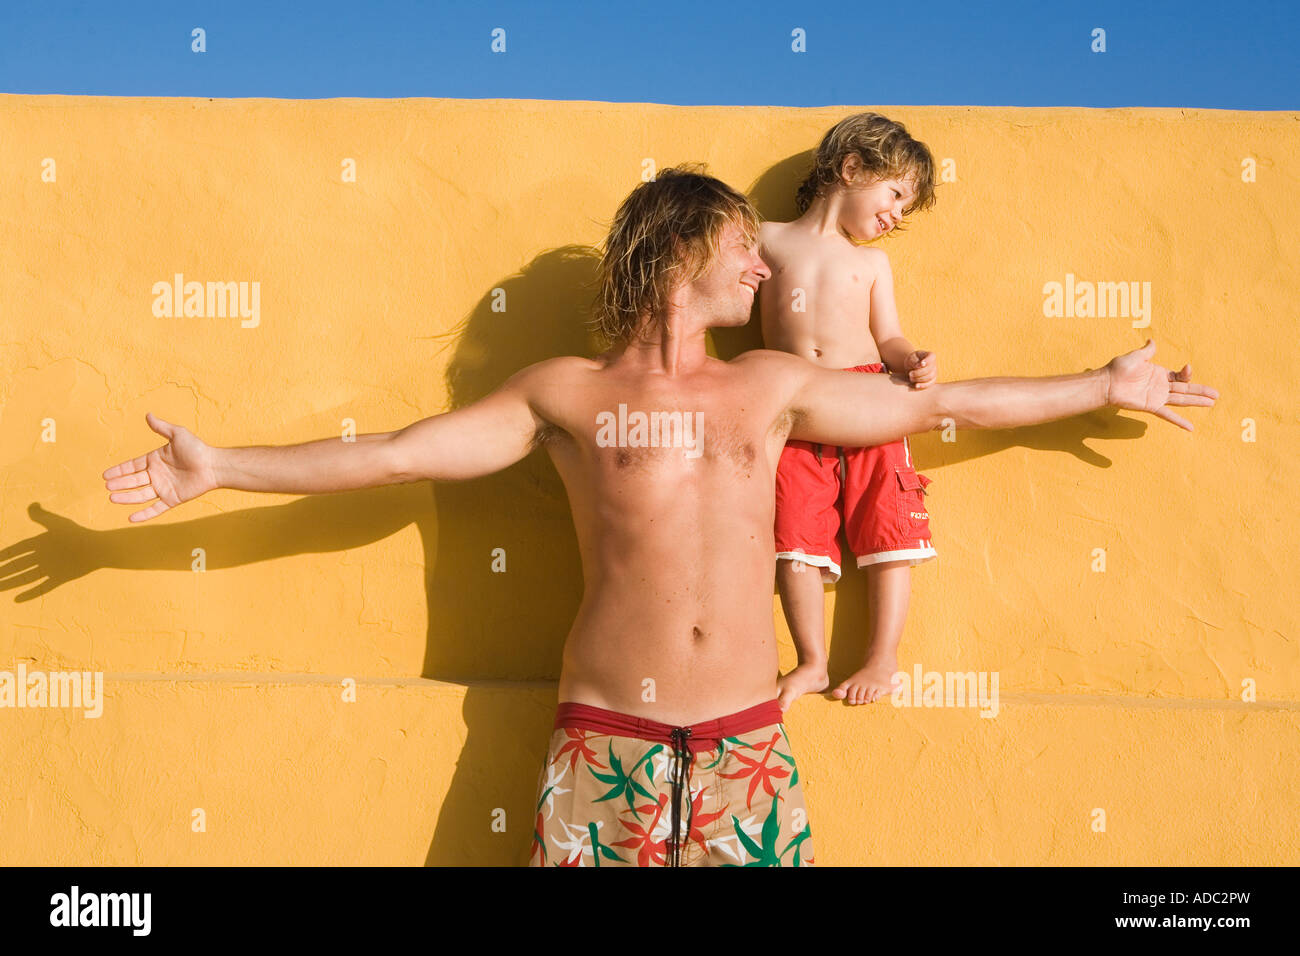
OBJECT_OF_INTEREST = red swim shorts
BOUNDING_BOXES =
[774,362,937,583]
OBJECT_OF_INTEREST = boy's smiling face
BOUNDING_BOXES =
[838,154,918,241]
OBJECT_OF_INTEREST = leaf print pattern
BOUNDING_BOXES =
[528,716,814,867]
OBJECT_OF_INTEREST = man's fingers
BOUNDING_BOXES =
[1154,407,1193,431]
[105,470,152,491]
[1166,392,1216,407]
[110,486,159,505]
[102,452,151,480]
[1169,381,1219,400]
[129,501,170,523]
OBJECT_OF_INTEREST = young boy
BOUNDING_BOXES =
[760,113,940,709]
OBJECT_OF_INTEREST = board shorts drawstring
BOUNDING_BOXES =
[667,726,695,867]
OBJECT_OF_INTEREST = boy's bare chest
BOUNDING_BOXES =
[762,242,874,315]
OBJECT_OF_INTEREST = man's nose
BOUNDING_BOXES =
[752,253,772,280]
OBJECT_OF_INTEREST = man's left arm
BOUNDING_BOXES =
[786,339,1217,448]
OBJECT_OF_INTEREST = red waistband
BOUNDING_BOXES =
[553,699,784,754]
[845,362,886,373]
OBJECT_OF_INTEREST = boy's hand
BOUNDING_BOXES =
[905,349,937,388]
[102,412,219,522]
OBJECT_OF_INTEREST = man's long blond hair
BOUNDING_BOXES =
[595,164,760,345]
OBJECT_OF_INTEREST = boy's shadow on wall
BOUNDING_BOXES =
[1,155,1150,866]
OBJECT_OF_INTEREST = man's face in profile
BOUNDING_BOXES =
[676,220,770,331]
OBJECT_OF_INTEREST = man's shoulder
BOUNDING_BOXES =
[727,348,813,379]
[509,354,603,386]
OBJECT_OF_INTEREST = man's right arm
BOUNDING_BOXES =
[106,363,555,522]
[215,365,549,492]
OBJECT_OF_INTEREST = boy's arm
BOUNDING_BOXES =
[864,250,915,372]
[865,249,934,386]
[104,364,552,522]
[785,340,1216,448]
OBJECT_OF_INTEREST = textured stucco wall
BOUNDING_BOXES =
[0,96,1296,864]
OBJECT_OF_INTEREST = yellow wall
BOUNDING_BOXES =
[1,95,1296,864]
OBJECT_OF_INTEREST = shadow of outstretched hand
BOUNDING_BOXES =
[0,504,105,602]
[2,484,433,605]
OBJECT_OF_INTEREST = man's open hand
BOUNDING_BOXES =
[1104,339,1218,431]
[102,412,218,522]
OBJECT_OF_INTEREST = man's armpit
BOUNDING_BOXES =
[530,421,570,451]
[770,405,802,443]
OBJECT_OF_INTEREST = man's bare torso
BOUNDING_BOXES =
[525,348,803,725]
[758,220,887,369]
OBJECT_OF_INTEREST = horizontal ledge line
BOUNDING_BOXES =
[28,675,1299,711]
[93,672,558,691]
[998,692,1294,712]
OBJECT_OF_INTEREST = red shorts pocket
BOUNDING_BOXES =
[894,466,932,532]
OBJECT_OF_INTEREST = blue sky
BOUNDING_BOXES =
[1,0,1296,108]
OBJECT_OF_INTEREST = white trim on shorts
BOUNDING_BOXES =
[776,550,842,584]
[855,541,938,568]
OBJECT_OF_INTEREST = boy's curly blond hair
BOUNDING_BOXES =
[795,113,937,217]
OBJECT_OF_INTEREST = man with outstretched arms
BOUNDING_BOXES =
[103,167,1216,867]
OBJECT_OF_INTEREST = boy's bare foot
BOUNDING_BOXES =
[832,656,900,705]
[777,663,829,711]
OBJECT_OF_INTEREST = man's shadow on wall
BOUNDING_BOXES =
[0,244,601,866]
[727,151,1151,705]
[1,156,1150,866]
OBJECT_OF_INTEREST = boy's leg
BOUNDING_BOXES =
[775,559,830,709]
[773,440,843,710]
[838,434,936,704]
[835,559,910,703]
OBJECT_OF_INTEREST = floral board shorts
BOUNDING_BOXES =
[528,698,815,867]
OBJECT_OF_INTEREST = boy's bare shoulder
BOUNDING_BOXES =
[854,244,891,267]
[758,219,791,248]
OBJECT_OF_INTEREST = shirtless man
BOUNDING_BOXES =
[102,167,1216,867]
